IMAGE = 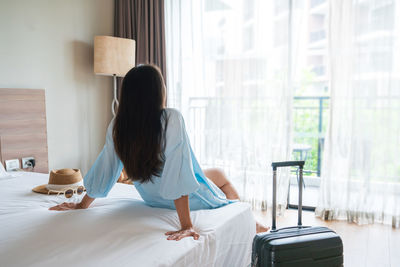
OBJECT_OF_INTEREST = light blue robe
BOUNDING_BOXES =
[84,108,235,210]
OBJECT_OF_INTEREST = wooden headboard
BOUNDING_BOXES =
[0,88,49,173]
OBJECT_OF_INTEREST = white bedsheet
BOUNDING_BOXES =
[0,172,255,267]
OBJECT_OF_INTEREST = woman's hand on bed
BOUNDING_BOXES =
[170,196,199,240]
[49,202,86,211]
[49,195,95,211]
[165,227,200,241]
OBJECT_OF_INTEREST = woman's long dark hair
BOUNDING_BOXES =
[113,64,167,183]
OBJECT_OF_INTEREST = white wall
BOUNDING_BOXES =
[0,0,114,173]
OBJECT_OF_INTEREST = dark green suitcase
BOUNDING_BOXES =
[251,161,343,267]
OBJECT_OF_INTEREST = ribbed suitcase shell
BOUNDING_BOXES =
[251,161,343,267]
[252,226,343,267]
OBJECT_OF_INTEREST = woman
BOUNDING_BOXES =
[50,64,268,240]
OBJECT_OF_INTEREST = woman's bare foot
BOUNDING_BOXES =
[256,222,270,233]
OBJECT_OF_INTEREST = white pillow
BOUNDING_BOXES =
[0,162,23,180]
[0,161,7,177]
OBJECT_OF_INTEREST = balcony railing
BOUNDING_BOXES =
[293,96,329,176]
[188,96,330,177]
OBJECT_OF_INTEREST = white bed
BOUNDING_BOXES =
[0,172,255,267]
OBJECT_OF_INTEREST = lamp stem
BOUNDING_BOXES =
[112,74,119,117]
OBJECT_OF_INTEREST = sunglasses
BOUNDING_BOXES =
[48,186,85,198]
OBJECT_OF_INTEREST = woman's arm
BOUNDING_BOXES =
[49,120,123,211]
[164,195,200,241]
[49,194,95,211]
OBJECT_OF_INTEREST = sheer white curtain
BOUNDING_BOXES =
[316,0,400,227]
[165,0,298,210]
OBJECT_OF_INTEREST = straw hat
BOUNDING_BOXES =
[32,168,84,194]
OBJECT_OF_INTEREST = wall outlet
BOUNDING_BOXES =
[5,159,20,171]
[22,157,35,169]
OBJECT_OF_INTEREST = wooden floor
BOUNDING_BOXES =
[253,209,400,267]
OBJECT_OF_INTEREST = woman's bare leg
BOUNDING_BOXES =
[203,168,239,200]
[203,168,269,233]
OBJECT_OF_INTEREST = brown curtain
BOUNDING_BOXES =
[114,0,167,92]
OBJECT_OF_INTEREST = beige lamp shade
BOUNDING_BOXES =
[94,36,135,77]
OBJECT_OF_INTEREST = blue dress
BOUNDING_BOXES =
[83,108,235,210]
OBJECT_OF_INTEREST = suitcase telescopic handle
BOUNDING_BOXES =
[271,161,305,232]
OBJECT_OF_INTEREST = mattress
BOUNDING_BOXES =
[0,172,255,267]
